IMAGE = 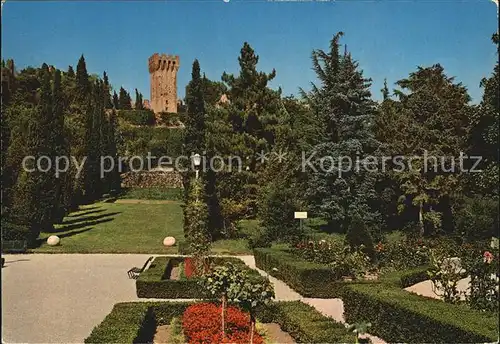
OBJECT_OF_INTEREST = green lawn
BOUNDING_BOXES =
[34,201,185,253]
[118,187,183,201]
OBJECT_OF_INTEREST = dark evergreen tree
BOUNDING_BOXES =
[112,91,119,109]
[134,88,144,110]
[103,71,113,109]
[304,33,381,242]
[119,87,132,110]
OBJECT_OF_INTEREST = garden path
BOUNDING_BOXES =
[2,254,393,343]
[237,255,387,344]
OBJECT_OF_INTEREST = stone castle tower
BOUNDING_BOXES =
[148,53,180,114]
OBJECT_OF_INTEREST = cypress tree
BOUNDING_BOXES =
[119,87,132,110]
[103,71,113,109]
[113,91,119,109]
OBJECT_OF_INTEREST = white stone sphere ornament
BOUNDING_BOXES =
[163,236,176,247]
[47,235,60,246]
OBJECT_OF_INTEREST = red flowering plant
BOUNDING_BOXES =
[460,244,499,312]
[182,303,264,344]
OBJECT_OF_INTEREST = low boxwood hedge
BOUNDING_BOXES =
[254,247,377,298]
[343,274,499,343]
[259,301,355,343]
[85,301,355,343]
[136,256,264,299]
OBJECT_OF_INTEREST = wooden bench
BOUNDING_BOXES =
[127,256,154,279]
[1,240,28,253]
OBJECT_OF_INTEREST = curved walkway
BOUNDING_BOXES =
[2,254,386,343]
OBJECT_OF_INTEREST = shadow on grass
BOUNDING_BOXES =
[53,216,118,233]
[65,208,106,218]
[60,212,120,226]
[66,206,102,216]
[35,227,95,248]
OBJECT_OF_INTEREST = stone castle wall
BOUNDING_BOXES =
[148,53,180,114]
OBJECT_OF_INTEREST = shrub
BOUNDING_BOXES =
[346,215,375,258]
[343,276,499,343]
[157,112,181,126]
[454,195,499,242]
[294,239,371,279]
[257,184,303,244]
[136,257,263,299]
[427,248,462,303]
[84,303,155,343]
[118,110,156,126]
[460,247,499,312]
[254,247,378,298]
[258,301,355,343]
[375,236,430,270]
[182,303,264,344]
[86,300,355,344]
[136,257,208,299]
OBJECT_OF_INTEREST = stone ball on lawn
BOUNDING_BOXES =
[163,236,176,247]
[47,235,60,246]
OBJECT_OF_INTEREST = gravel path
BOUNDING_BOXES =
[2,254,151,343]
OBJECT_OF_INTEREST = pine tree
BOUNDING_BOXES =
[113,91,119,109]
[304,33,381,241]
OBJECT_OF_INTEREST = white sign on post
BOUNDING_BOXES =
[294,212,308,219]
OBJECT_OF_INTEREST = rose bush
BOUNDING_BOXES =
[460,246,499,312]
[293,239,371,279]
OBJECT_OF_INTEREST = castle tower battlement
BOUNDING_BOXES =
[148,53,180,114]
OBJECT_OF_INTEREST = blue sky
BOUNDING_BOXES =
[2,1,498,103]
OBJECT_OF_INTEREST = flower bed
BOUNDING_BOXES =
[182,303,264,343]
[84,301,355,343]
[136,256,264,299]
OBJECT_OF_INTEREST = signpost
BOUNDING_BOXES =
[294,211,308,235]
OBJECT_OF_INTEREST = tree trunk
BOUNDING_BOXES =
[418,202,424,236]
[221,295,226,337]
[249,313,255,344]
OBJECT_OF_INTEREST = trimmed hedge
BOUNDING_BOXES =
[343,272,499,343]
[84,303,155,343]
[85,301,355,343]
[260,301,355,343]
[136,256,263,299]
[84,302,192,343]
[254,247,378,298]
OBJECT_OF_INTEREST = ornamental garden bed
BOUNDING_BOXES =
[85,301,356,344]
[342,268,499,343]
[136,256,264,299]
[253,247,380,298]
